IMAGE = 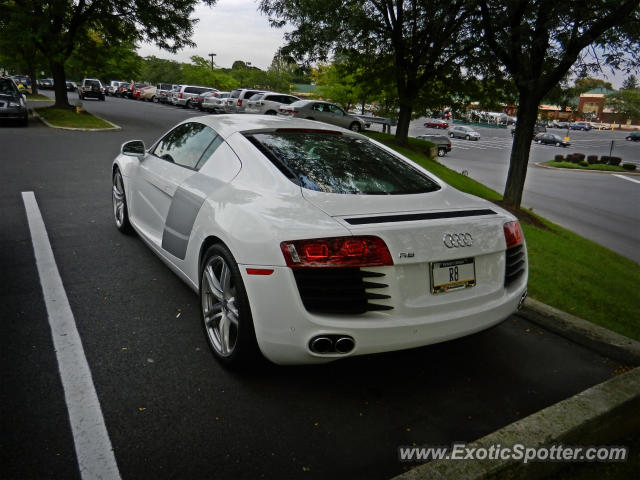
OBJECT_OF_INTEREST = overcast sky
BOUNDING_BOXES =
[137,0,287,70]
[137,0,628,88]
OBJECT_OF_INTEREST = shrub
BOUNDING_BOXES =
[599,155,611,164]
[573,153,585,162]
[609,157,622,166]
[587,155,598,164]
[554,154,565,162]
[622,163,637,171]
[580,161,589,167]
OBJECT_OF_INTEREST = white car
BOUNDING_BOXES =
[245,92,300,115]
[112,115,528,366]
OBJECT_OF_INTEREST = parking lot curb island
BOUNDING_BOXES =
[392,366,640,480]
[519,297,640,366]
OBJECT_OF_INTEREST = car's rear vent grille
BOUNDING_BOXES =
[292,268,392,314]
[345,209,497,225]
[505,245,525,286]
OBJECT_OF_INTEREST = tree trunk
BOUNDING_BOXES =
[503,93,540,209]
[50,60,70,109]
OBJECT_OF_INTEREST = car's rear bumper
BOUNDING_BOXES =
[242,265,526,365]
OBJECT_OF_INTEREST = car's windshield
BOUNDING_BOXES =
[245,131,441,195]
[0,78,18,94]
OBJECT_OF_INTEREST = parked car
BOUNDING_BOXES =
[0,76,28,126]
[106,80,124,96]
[277,100,367,132]
[173,85,217,108]
[65,81,77,92]
[245,92,300,115]
[227,88,267,113]
[449,125,480,140]
[39,78,54,89]
[590,122,611,130]
[533,133,571,147]
[424,118,449,129]
[78,78,105,101]
[416,134,452,157]
[201,91,230,113]
[10,75,32,94]
[569,122,592,131]
[155,83,177,103]
[552,121,570,129]
[625,131,640,142]
[111,115,528,366]
[511,123,547,138]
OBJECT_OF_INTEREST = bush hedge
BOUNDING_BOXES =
[622,163,637,171]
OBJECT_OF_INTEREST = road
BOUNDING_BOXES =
[408,121,640,264]
[0,95,622,479]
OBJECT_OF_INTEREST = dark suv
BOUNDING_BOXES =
[0,77,28,126]
[78,78,105,101]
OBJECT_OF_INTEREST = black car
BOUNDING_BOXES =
[625,131,640,142]
[416,134,452,157]
[0,77,28,126]
[533,133,571,147]
[78,78,105,101]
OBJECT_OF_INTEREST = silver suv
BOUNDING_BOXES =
[173,85,216,108]
[78,78,105,101]
[245,92,300,115]
[228,88,266,113]
[448,125,480,140]
[277,100,366,132]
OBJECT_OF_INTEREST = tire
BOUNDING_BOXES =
[20,114,29,127]
[152,96,158,103]
[112,169,133,234]
[465,135,470,140]
[100,96,105,101]
[349,121,362,132]
[306,117,314,121]
[555,142,561,147]
[184,100,191,109]
[437,147,445,157]
[449,132,454,138]
[200,244,260,368]
[265,110,277,115]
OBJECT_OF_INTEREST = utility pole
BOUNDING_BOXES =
[208,53,216,71]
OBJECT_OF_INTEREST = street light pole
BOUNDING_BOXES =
[208,53,216,71]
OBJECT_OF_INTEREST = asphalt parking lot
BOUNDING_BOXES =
[0,97,628,479]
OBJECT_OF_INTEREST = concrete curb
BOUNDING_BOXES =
[519,298,640,366]
[30,107,121,131]
[392,367,640,480]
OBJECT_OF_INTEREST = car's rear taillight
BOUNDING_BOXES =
[281,236,393,268]
[503,221,524,249]
[237,99,243,106]
[178,93,183,98]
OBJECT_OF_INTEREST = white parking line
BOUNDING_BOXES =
[21,192,121,480]
[613,174,640,184]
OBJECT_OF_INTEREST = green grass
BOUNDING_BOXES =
[26,94,53,101]
[35,106,114,129]
[546,161,631,172]
[365,131,640,341]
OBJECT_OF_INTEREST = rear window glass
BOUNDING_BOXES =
[245,132,440,195]
[0,78,19,94]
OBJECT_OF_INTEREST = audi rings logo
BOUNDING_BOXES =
[443,233,473,248]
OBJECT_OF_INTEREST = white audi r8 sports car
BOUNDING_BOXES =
[112,115,528,366]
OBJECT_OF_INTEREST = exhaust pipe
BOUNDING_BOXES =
[310,336,333,354]
[334,337,355,354]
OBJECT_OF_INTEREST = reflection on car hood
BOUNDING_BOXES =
[0,93,20,102]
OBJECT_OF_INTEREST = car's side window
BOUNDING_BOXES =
[152,122,219,170]
[329,105,343,115]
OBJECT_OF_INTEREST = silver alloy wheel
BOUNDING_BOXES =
[201,255,239,357]
[350,122,361,132]
[112,171,126,228]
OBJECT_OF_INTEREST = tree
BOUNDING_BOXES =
[180,56,238,90]
[477,0,640,209]
[573,77,614,94]
[259,0,477,144]
[605,89,640,125]
[622,74,639,90]
[2,0,216,108]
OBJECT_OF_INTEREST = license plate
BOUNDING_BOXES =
[431,258,476,294]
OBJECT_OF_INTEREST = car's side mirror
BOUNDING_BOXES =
[121,140,146,159]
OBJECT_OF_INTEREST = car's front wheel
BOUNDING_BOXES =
[437,147,445,157]
[449,132,454,138]
[349,121,362,132]
[200,244,260,368]
[555,142,561,147]
[112,169,133,234]
[465,135,470,140]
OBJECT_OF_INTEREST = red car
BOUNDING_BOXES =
[424,118,449,129]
